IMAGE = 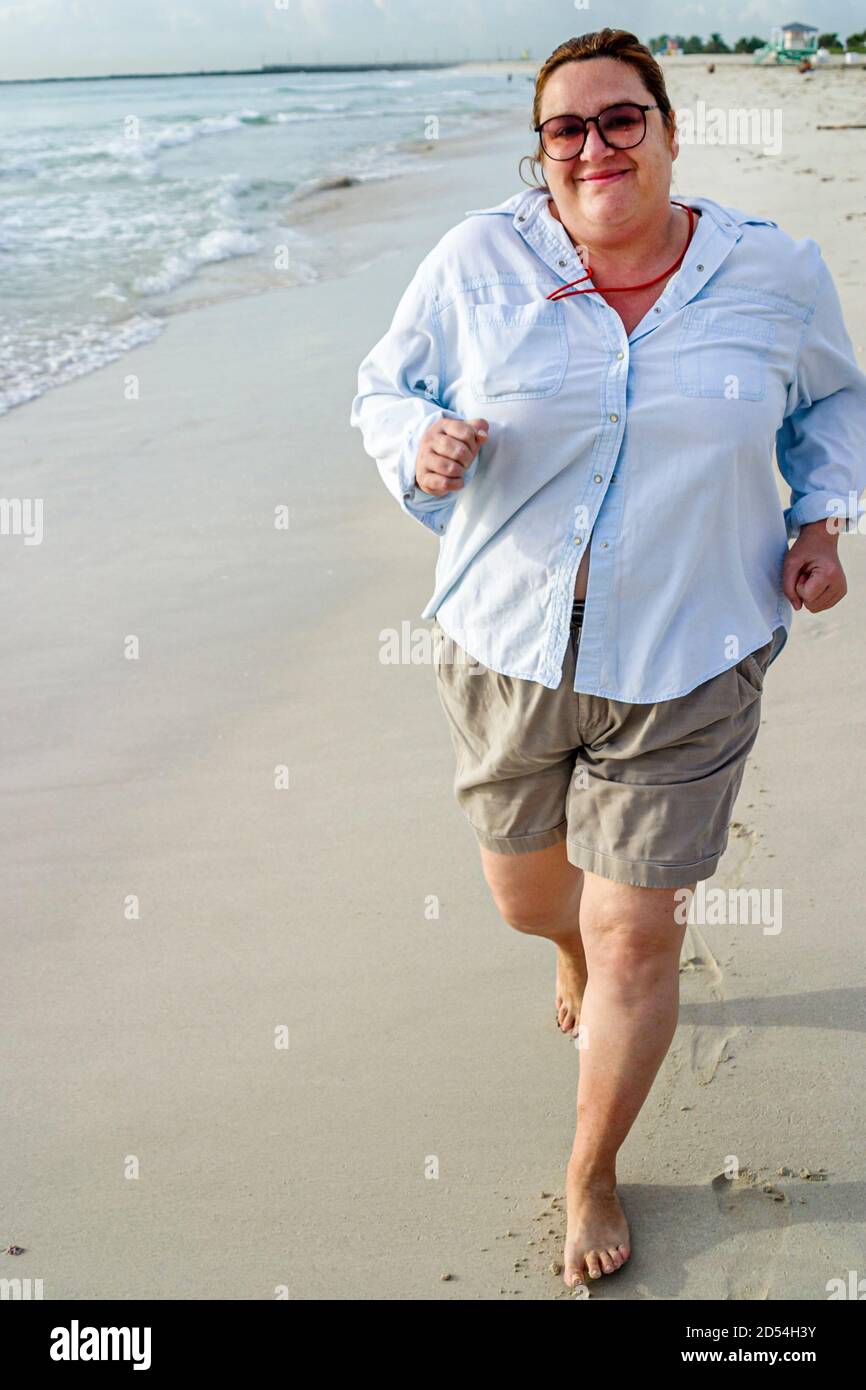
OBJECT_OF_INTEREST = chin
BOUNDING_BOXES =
[588,178,641,205]
[574,182,634,207]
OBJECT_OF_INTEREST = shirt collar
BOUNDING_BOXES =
[477,187,748,335]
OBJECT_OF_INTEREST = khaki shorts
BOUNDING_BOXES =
[432,604,773,889]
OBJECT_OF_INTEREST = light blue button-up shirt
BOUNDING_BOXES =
[349,186,866,702]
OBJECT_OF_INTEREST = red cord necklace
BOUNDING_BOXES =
[546,201,697,300]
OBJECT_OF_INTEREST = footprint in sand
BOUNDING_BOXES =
[711,1168,792,1299]
[689,1028,737,1086]
[679,917,740,1086]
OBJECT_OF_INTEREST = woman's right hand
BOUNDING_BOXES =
[415,417,489,496]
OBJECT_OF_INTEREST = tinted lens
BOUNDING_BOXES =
[597,104,646,147]
[541,116,586,158]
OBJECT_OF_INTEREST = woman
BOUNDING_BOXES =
[349,29,866,1291]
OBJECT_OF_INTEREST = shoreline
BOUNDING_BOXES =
[6,50,864,422]
[0,109,532,420]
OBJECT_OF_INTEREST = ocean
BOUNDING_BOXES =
[0,67,531,414]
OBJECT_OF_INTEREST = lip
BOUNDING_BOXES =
[579,169,630,183]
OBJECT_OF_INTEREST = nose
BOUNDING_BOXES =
[579,122,612,162]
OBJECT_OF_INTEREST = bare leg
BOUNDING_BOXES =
[562,872,694,1289]
[479,841,588,1034]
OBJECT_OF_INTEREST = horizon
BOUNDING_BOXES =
[0,61,462,87]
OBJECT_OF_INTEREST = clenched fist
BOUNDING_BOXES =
[415,416,489,496]
[782,519,848,613]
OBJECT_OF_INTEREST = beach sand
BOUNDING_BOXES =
[2,59,864,1300]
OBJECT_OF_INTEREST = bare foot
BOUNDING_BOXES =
[555,942,587,1037]
[563,1160,631,1289]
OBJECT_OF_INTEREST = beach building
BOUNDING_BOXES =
[753,21,820,63]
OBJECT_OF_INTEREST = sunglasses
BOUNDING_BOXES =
[535,103,659,160]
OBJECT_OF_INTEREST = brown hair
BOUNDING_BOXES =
[519,29,675,189]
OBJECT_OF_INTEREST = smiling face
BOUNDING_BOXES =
[538,57,678,237]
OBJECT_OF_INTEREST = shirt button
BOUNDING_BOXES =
[609,413,618,422]
[653,306,661,314]
[696,263,704,271]
[616,351,624,360]
[600,541,609,549]
[573,536,582,545]
[558,258,567,267]
[594,474,603,483]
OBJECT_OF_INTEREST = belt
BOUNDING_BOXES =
[571,598,586,626]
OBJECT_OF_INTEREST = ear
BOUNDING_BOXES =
[669,115,680,164]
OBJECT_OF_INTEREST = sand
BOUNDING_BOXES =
[1,59,864,1300]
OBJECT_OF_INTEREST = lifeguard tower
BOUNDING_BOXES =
[753,21,819,63]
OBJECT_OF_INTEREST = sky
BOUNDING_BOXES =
[0,0,861,81]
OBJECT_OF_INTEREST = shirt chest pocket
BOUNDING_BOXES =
[467,300,568,402]
[673,305,776,402]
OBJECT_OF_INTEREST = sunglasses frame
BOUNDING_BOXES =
[534,103,659,159]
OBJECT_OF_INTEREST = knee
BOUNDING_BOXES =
[489,882,574,936]
[493,890,584,939]
[494,893,550,935]
[582,903,679,977]
[481,846,583,937]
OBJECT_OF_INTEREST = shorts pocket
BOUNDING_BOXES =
[735,640,773,695]
[468,300,568,402]
[673,304,775,401]
[433,623,483,681]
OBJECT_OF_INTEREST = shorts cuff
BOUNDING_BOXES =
[471,820,569,855]
[565,839,722,889]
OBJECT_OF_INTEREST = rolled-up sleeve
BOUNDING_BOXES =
[775,250,866,539]
[349,258,463,536]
